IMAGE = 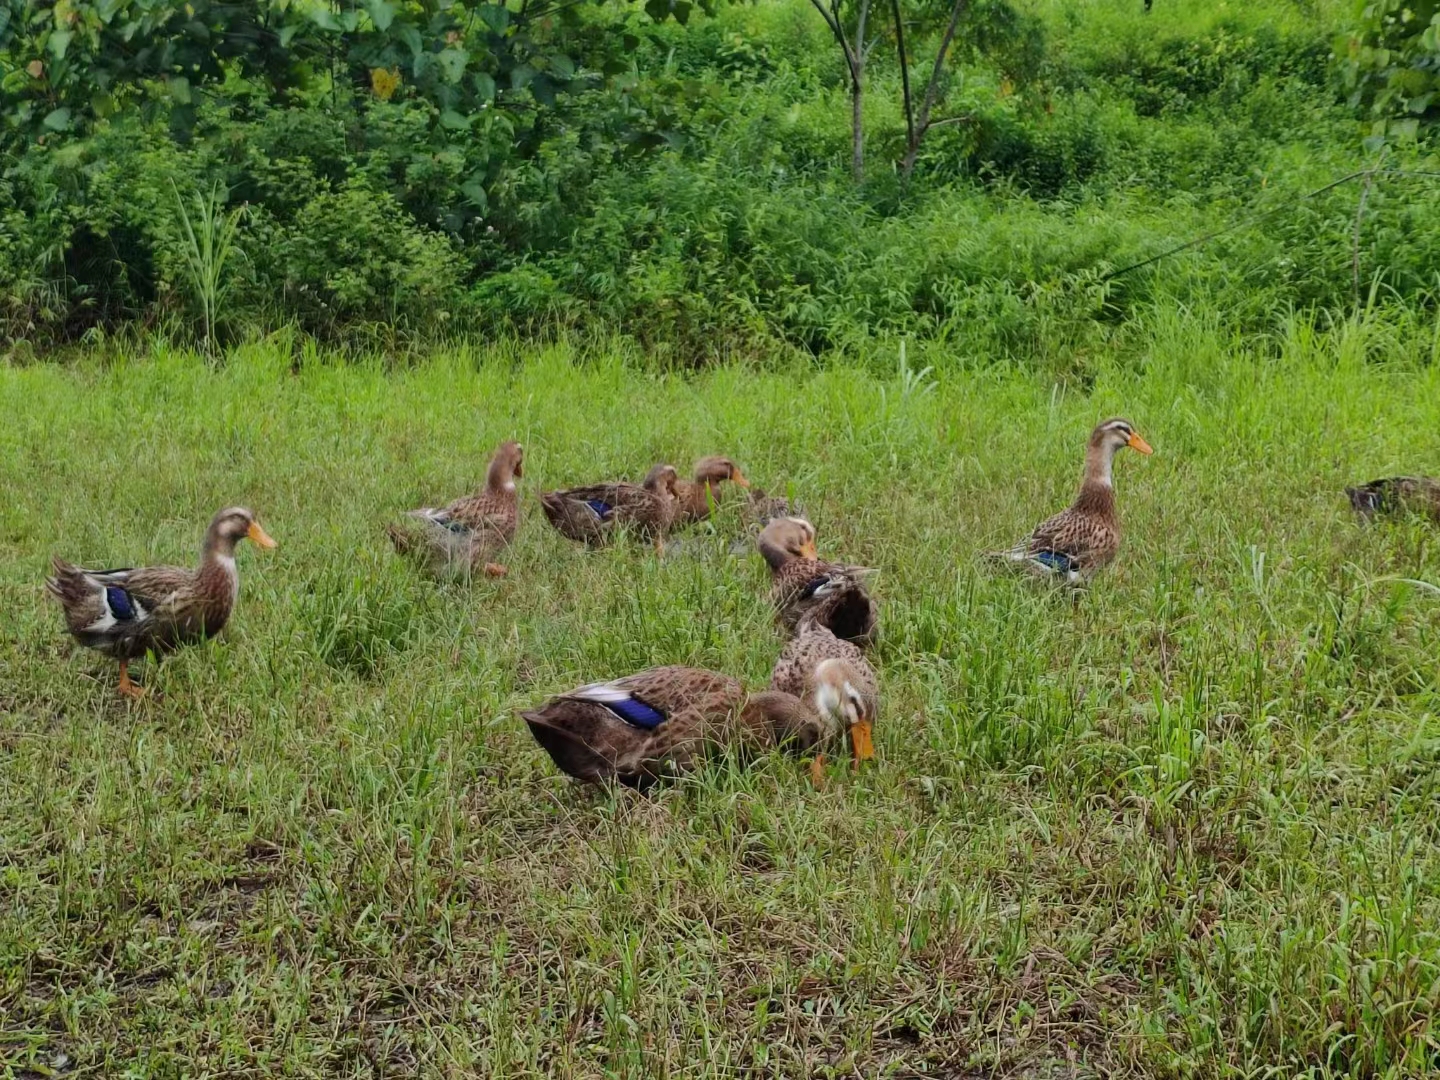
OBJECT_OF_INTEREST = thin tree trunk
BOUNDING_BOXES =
[891,0,915,156]
[850,0,870,183]
[901,0,970,180]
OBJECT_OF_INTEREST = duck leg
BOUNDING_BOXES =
[116,660,145,699]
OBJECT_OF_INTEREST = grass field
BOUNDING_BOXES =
[3,314,1440,1077]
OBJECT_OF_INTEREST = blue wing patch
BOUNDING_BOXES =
[1033,551,1074,573]
[585,499,613,521]
[603,696,667,730]
[106,586,137,621]
[442,518,469,535]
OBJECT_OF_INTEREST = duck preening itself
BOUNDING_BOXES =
[1346,477,1440,524]
[46,506,277,698]
[540,463,681,554]
[521,664,864,789]
[990,418,1152,583]
[769,608,879,779]
[758,516,878,645]
[388,440,523,578]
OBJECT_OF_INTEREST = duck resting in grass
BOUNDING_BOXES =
[46,506,277,698]
[989,417,1152,583]
[539,463,680,554]
[757,516,878,645]
[388,440,523,578]
[1346,476,1440,524]
[521,662,868,789]
[673,456,751,527]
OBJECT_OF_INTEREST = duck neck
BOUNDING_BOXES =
[486,455,517,497]
[758,535,792,572]
[687,476,721,517]
[1075,442,1119,514]
[199,529,241,606]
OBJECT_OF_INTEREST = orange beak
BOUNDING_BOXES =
[730,467,751,489]
[849,719,875,767]
[247,521,278,549]
[799,539,819,560]
[1127,431,1154,455]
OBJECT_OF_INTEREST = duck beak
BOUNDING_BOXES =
[731,467,751,489]
[1127,431,1154,455]
[247,521,278,549]
[849,719,875,767]
[799,539,819,560]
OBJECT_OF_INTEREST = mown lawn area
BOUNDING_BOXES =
[3,320,1439,1077]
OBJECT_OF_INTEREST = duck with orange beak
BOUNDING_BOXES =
[990,417,1153,583]
[46,506,277,698]
[769,609,879,781]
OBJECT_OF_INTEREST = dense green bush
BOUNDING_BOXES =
[2,0,1437,361]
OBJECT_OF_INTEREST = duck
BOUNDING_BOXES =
[521,663,861,789]
[46,506,277,698]
[388,440,523,578]
[769,609,878,778]
[673,456,751,527]
[1346,477,1440,524]
[539,463,680,553]
[989,417,1152,582]
[757,516,878,645]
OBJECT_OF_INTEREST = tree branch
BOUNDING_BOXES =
[915,0,969,137]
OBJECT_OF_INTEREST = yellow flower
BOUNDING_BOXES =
[371,67,401,101]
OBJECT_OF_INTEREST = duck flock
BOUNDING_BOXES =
[45,419,1440,789]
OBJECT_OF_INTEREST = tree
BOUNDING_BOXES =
[807,0,878,183]
[1339,0,1440,147]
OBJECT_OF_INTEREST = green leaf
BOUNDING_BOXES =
[48,29,73,59]
[472,72,496,101]
[309,7,340,31]
[439,108,471,129]
[437,48,468,83]
[549,54,575,78]
[510,64,536,90]
[644,0,670,22]
[672,1,692,25]
[461,180,488,212]
[41,106,72,132]
[365,0,396,30]
[168,75,192,104]
[398,24,423,59]
[479,4,510,34]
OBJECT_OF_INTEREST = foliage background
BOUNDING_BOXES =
[2,0,1439,364]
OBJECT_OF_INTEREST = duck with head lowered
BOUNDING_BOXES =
[769,607,878,781]
[46,506,277,698]
[540,463,681,554]
[521,661,870,790]
[673,456,751,527]
[388,439,524,578]
[757,516,878,645]
[1346,476,1440,524]
[989,417,1152,583]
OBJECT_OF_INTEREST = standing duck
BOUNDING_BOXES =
[990,418,1153,582]
[757,516,877,645]
[769,609,878,778]
[46,506,277,698]
[539,463,680,553]
[388,440,523,578]
[673,456,751,527]
[1346,477,1440,524]
[521,665,853,789]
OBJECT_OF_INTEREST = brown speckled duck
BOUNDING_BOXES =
[673,456,750,526]
[46,506,277,698]
[990,418,1152,582]
[388,440,523,577]
[521,664,857,789]
[1347,477,1440,524]
[540,463,680,553]
[769,610,878,777]
[758,516,878,645]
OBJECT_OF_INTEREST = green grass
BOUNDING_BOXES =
[3,312,1440,1077]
